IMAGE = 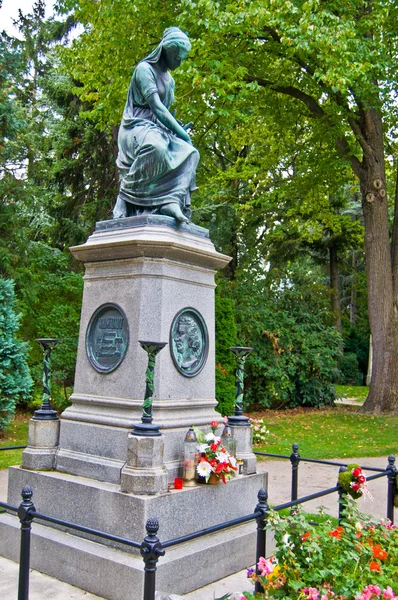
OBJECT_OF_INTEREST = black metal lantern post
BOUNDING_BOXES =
[228,346,253,427]
[132,341,167,437]
[33,338,59,421]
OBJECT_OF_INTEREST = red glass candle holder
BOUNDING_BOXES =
[174,477,183,490]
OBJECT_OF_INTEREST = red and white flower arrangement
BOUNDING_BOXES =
[338,463,372,500]
[350,466,371,498]
[193,421,238,484]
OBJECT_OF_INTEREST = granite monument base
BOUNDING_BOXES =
[1,466,267,599]
[56,216,231,485]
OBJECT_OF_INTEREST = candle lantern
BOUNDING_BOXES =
[221,423,237,457]
[183,427,197,487]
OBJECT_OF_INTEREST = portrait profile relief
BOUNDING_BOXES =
[170,308,208,377]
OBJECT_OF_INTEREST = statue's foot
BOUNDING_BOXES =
[113,196,127,219]
[159,203,189,223]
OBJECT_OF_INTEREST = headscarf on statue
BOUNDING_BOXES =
[142,27,191,64]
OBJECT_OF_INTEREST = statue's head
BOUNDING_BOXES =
[161,27,191,53]
[160,27,191,71]
[144,27,191,70]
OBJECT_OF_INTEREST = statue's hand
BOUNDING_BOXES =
[181,131,191,144]
[183,122,193,132]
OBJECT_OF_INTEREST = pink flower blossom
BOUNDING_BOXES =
[356,585,383,600]
[383,587,398,600]
[257,556,274,576]
[367,586,382,596]
[302,587,320,600]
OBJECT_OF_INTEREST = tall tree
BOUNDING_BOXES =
[176,0,398,413]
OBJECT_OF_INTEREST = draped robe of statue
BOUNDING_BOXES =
[114,53,199,219]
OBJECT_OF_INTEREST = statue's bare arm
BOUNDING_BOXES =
[147,93,191,143]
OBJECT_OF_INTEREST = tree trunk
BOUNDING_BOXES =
[329,244,342,334]
[350,251,357,326]
[359,109,398,413]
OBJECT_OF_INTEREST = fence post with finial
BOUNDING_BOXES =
[386,454,397,523]
[17,486,35,600]
[140,517,165,600]
[337,466,347,525]
[290,442,300,511]
[254,487,269,594]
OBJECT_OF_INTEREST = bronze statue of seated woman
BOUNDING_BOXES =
[113,27,199,223]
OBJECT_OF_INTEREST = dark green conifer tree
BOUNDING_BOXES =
[0,279,33,429]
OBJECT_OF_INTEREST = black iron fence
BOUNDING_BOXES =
[254,446,397,523]
[0,445,396,600]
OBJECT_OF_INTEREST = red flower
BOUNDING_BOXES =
[351,483,360,492]
[301,532,311,542]
[210,443,219,452]
[357,475,366,484]
[369,561,381,572]
[352,467,362,478]
[328,526,344,540]
[210,421,219,430]
[372,545,388,561]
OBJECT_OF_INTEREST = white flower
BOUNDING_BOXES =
[205,432,215,442]
[216,452,229,464]
[197,444,208,453]
[197,461,213,477]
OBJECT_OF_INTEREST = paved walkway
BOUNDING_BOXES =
[0,456,392,599]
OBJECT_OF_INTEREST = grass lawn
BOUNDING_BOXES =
[0,413,29,470]
[251,405,398,459]
[1,404,397,470]
[335,385,369,402]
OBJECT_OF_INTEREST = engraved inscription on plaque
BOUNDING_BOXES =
[86,303,129,373]
[170,308,209,377]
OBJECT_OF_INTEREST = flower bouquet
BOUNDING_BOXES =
[193,421,238,484]
[338,464,372,499]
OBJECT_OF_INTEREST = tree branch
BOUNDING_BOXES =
[246,74,326,118]
[347,112,372,157]
[336,137,363,178]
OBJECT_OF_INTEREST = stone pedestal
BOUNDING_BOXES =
[231,425,257,475]
[120,433,168,495]
[56,216,231,484]
[21,418,60,470]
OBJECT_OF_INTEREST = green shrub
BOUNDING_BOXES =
[0,278,33,429]
[215,289,238,416]
[232,264,342,409]
[337,352,363,385]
